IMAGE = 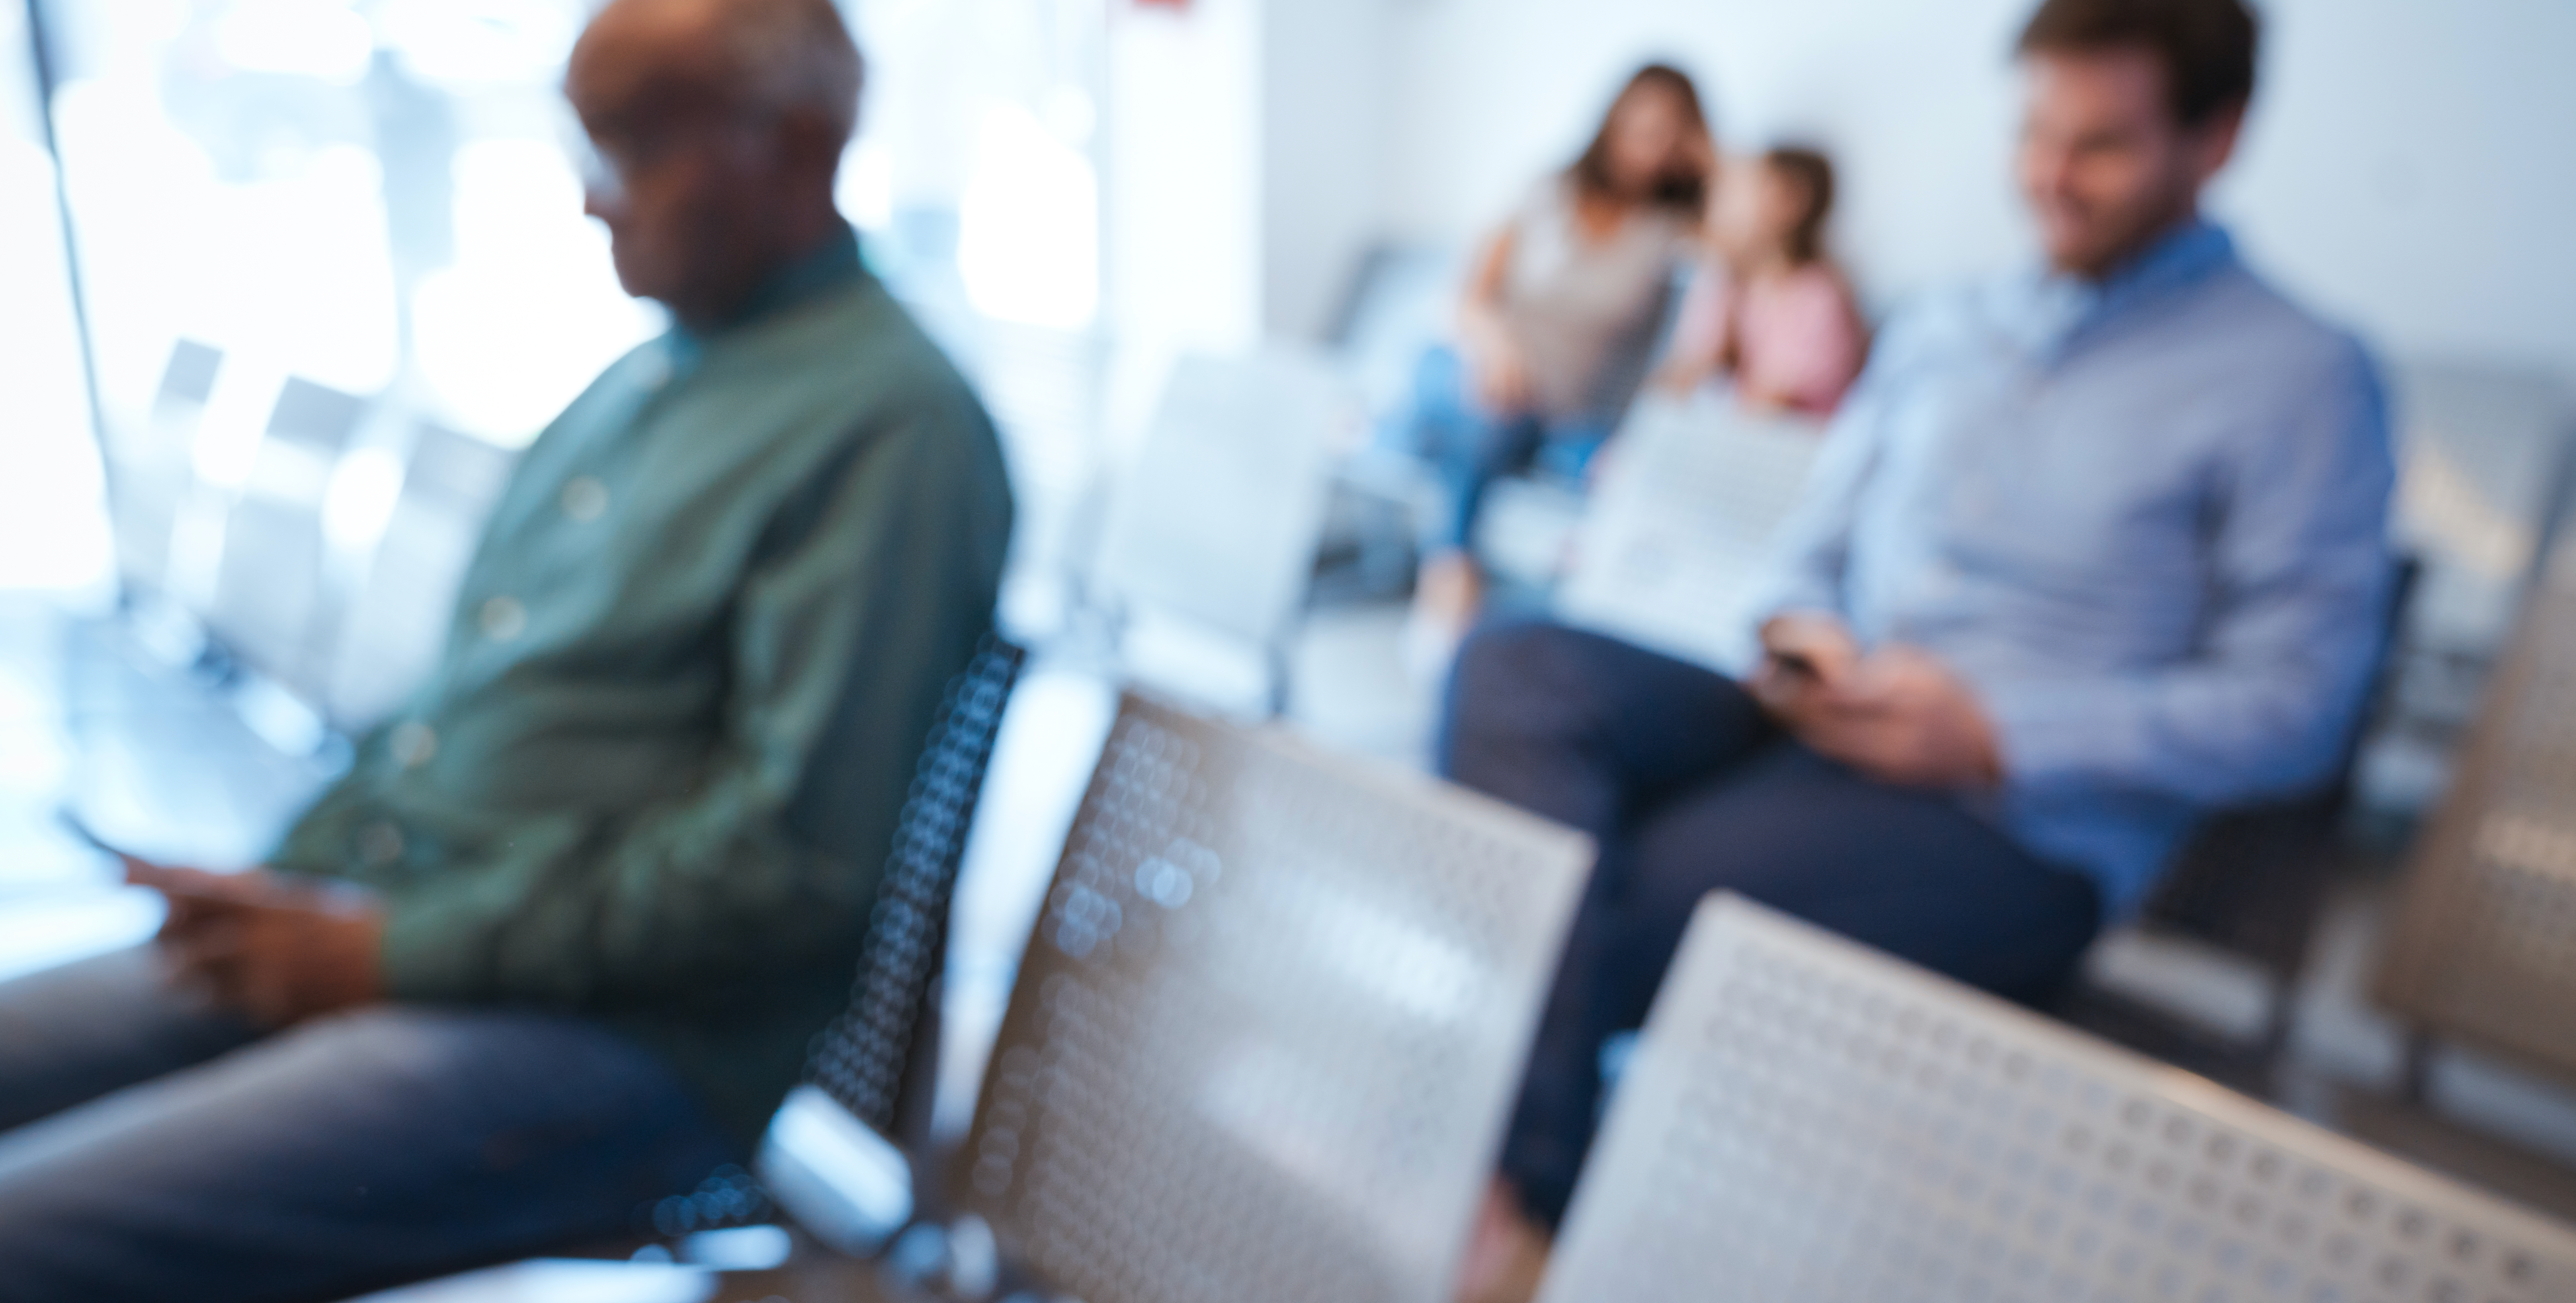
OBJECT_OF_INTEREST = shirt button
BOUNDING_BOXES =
[480,596,527,642]
[359,821,406,866]
[389,721,439,769]
[561,476,610,523]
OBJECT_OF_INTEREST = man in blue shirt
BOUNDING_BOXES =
[1444,0,2393,1291]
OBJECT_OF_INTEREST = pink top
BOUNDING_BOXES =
[1666,259,1867,415]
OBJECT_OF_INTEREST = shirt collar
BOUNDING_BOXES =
[668,223,868,362]
[2010,217,2237,361]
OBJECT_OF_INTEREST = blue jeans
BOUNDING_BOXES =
[1439,621,2101,1227]
[0,948,738,1303]
[1404,347,1608,555]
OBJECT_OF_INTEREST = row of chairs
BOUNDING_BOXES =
[739,662,2576,1302]
[95,334,1343,745]
[99,339,517,737]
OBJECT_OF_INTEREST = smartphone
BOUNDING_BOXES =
[1771,649,1824,681]
[55,808,147,867]
[54,810,196,891]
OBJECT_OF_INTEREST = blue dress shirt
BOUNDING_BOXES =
[1753,220,2396,918]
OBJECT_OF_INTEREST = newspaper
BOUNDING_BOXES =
[1556,392,1826,673]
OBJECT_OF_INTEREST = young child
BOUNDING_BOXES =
[1657,146,1867,415]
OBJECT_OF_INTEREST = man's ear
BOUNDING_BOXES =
[2189,101,2247,187]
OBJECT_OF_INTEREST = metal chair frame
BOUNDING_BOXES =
[1544,894,2576,1303]
[2378,540,2576,1100]
[945,691,1594,1303]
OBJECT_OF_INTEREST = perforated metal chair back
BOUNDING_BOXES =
[1544,895,2576,1303]
[805,637,1028,1136]
[952,692,1592,1303]
[1555,394,1826,672]
[2379,538,2576,1084]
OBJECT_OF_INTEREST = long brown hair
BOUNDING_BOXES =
[1569,64,1710,215]
[1764,146,1837,267]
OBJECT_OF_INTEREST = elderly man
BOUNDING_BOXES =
[0,1,1011,1298]
[1447,0,2393,1294]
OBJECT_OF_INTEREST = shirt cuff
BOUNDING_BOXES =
[1971,674,2143,794]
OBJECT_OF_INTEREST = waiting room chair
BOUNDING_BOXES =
[203,376,369,702]
[1543,893,2576,1303]
[759,638,1028,1255]
[2057,558,2420,1091]
[104,338,223,599]
[1085,352,1349,715]
[443,638,1030,1281]
[2377,534,2576,1102]
[939,691,1593,1302]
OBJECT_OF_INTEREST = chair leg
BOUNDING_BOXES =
[2399,1029,2439,1108]
[2255,977,2298,1092]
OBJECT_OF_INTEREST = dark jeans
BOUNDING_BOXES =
[1439,620,2102,1227]
[1404,347,1609,554]
[0,949,738,1303]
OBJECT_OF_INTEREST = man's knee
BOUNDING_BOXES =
[1442,620,1596,762]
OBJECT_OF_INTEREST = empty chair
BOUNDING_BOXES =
[2365,362,2574,815]
[104,339,223,598]
[322,422,518,730]
[1543,894,2576,1303]
[949,692,1592,1303]
[1554,393,1827,671]
[1086,351,1350,713]
[2377,532,2576,1096]
[203,376,370,701]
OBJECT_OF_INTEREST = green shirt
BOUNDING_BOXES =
[274,230,1014,1144]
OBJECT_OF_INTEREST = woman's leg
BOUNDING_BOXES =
[1406,346,1545,558]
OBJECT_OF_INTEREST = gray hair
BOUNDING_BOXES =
[717,0,865,142]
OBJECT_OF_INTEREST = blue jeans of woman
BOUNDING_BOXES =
[1404,347,1609,556]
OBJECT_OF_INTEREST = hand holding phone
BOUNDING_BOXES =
[1756,612,1859,696]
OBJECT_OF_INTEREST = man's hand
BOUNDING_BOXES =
[126,862,387,1028]
[1751,614,2004,790]
[1748,611,1863,704]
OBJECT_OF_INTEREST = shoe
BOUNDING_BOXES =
[1453,1179,1551,1303]
[1403,553,1484,688]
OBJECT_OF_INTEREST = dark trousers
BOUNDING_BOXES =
[1439,620,2102,1227]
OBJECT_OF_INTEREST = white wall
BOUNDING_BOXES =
[1372,0,2576,384]
[1260,0,1391,341]
[1102,0,1265,353]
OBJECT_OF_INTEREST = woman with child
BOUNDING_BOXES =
[1404,74,1865,653]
